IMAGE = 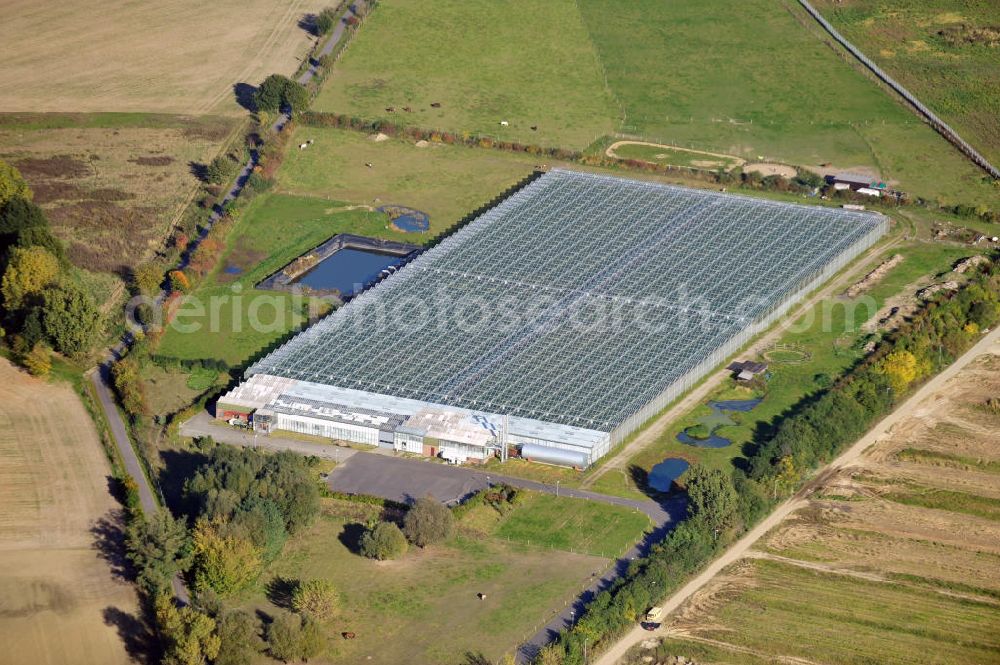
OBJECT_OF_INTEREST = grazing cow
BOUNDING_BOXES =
[299,143,308,150]
[342,632,356,640]
[365,162,374,168]
[499,120,509,127]
[530,125,538,131]
[308,139,314,145]
[402,106,412,112]
[385,107,395,112]
[430,102,441,108]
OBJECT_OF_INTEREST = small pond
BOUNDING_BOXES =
[294,248,405,297]
[378,205,430,233]
[648,458,689,492]
[677,398,763,449]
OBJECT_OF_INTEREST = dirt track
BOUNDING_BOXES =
[0,360,139,664]
[593,325,1000,665]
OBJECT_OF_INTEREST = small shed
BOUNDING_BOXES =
[727,360,768,381]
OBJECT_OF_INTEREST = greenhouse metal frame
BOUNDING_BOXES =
[248,169,887,458]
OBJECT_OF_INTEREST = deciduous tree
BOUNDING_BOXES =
[359,520,408,560]
[191,520,264,595]
[684,465,738,534]
[41,282,102,356]
[0,159,31,206]
[155,594,221,665]
[402,496,454,547]
[291,578,338,620]
[1,246,60,310]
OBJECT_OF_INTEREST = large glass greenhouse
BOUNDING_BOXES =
[236,169,887,466]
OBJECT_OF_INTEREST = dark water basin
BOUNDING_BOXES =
[648,458,689,492]
[294,248,404,296]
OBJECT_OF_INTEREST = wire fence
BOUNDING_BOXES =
[797,0,1000,180]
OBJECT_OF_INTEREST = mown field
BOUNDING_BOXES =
[314,0,1000,207]
[626,346,1000,665]
[814,0,1000,168]
[0,0,330,114]
[0,360,141,665]
[234,498,610,664]
[0,113,235,276]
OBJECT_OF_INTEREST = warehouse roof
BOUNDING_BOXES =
[248,169,885,432]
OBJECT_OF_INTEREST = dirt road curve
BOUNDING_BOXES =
[592,325,1000,665]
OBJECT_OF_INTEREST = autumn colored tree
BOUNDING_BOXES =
[879,349,922,394]
[0,159,32,206]
[21,342,52,377]
[155,594,221,665]
[291,578,338,620]
[1,246,60,310]
[191,520,264,595]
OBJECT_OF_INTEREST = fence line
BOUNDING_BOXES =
[797,0,1000,180]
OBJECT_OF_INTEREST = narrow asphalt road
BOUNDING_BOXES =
[88,4,365,607]
[591,326,1000,665]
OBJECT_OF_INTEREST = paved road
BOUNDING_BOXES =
[591,325,1000,665]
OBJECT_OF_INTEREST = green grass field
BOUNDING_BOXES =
[315,0,1000,206]
[278,126,540,234]
[312,0,619,149]
[814,0,1000,168]
[489,492,651,558]
[238,501,606,663]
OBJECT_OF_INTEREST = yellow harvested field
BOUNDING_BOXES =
[0,361,140,665]
[0,0,330,114]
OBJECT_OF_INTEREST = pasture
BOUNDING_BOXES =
[315,0,1000,206]
[237,499,607,664]
[0,360,141,665]
[0,113,235,275]
[278,126,540,233]
[0,0,330,114]
[624,344,1000,665]
[814,0,1000,168]
[311,0,619,149]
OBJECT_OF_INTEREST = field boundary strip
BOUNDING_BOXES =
[797,0,1000,180]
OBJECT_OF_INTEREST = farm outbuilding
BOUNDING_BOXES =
[227,170,887,466]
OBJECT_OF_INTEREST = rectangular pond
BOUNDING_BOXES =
[294,248,406,297]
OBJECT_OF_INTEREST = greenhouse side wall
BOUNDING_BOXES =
[605,214,889,453]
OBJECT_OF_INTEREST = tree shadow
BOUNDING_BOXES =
[189,161,209,182]
[103,606,158,664]
[265,576,299,610]
[298,13,319,36]
[337,522,366,554]
[91,507,135,583]
[233,82,257,113]
[628,464,651,494]
[158,447,210,516]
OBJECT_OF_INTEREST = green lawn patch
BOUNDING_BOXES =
[492,491,651,558]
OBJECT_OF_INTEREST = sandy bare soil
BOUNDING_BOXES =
[0,0,330,114]
[743,162,797,178]
[0,360,140,664]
